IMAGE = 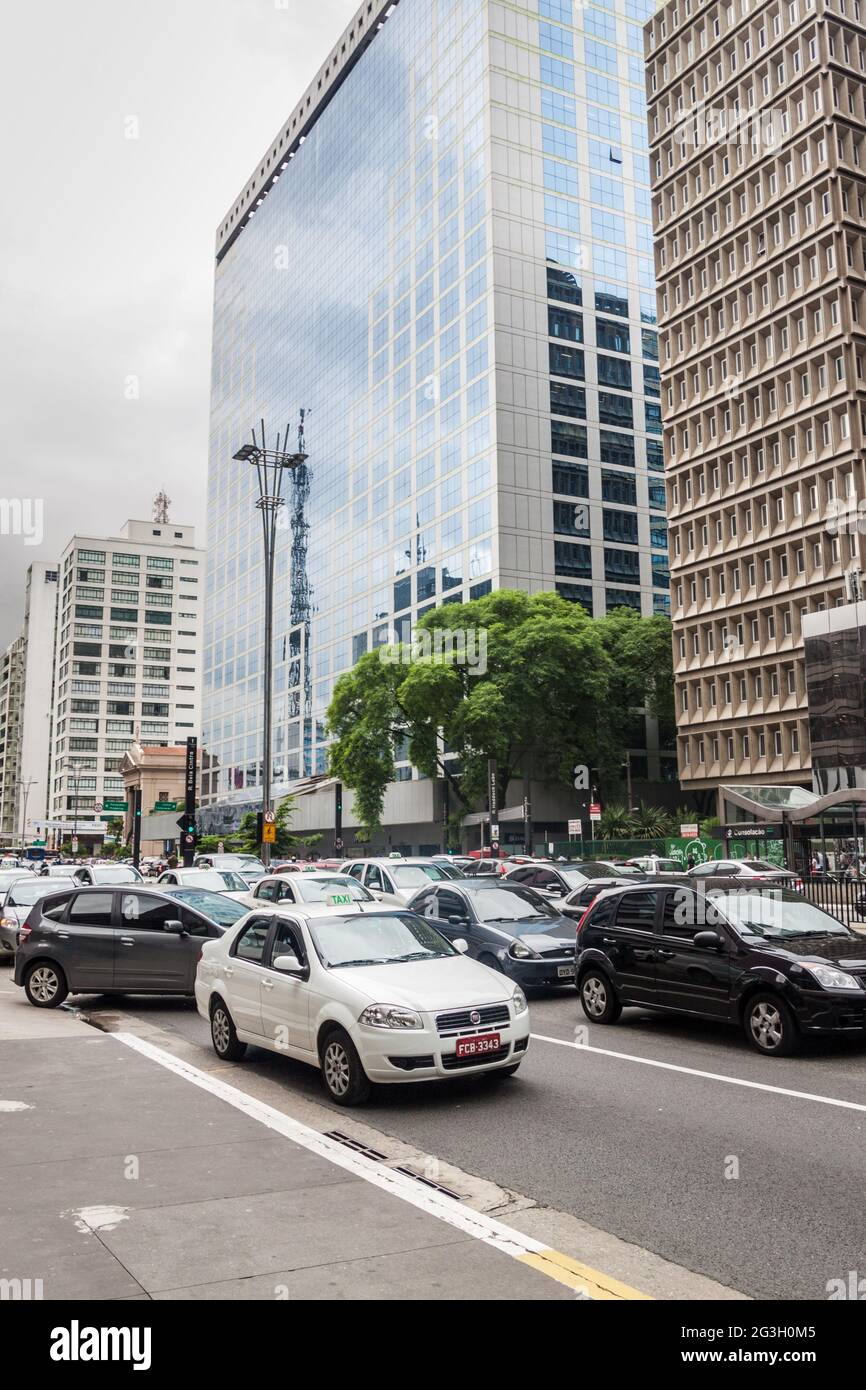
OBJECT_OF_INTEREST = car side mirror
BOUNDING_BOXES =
[452,938,469,954]
[272,952,306,977]
[163,919,187,937]
[448,915,466,926]
[694,930,724,951]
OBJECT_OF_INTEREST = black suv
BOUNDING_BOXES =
[576,881,866,1056]
[14,885,245,1008]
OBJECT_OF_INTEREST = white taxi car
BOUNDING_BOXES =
[195,904,530,1105]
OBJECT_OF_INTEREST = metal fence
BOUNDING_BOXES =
[800,876,866,927]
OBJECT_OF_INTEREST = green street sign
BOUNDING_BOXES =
[154,801,177,812]
[102,800,129,812]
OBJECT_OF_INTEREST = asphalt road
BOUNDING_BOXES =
[68,983,866,1301]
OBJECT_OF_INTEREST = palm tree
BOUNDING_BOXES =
[630,801,674,838]
[598,802,633,840]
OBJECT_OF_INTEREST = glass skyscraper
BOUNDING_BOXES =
[203,0,668,819]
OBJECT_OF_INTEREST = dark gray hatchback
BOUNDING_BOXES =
[14,885,248,1008]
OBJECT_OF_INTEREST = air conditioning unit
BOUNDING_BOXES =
[845,565,862,603]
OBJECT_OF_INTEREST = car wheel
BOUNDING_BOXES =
[210,999,246,1061]
[24,961,68,1009]
[319,1027,371,1106]
[579,969,622,1024]
[744,993,799,1056]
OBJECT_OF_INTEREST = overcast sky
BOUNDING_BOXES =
[0,0,359,648]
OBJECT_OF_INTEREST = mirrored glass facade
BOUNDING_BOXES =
[203,0,664,813]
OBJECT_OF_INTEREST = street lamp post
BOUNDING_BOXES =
[62,758,85,862]
[233,419,308,869]
[16,778,36,853]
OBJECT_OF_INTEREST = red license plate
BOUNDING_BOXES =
[455,1032,501,1058]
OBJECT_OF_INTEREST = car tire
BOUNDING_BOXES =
[319,1026,371,1106]
[743,992,799,1057]
[579,969,622,1024]
[24,961,68,1009]
[210,999,246,1062]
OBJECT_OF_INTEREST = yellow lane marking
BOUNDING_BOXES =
[518,1248,653,1300]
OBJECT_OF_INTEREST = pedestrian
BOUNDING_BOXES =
[687,851,695,870]
[810,854,819,877]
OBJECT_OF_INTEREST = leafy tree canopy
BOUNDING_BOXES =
[327,589,674,831]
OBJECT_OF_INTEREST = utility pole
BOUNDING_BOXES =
[233,418,309,869]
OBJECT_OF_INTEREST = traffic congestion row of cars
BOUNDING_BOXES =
[2,852,865,1104]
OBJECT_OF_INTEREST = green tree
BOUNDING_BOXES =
[628,801,674,839]
[231,794,321,858]
[327,589,673,831]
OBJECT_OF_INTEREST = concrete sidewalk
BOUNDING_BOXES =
[0,971,577,1301]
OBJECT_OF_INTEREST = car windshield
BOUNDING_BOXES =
[176,870,235,891]
[718,890,851,940]
[294,876,369,903]
[573,863,623,879]
[309,912,456,967]
[7,878,76,905]
[391,865,441,887]
[91,867,142,883]
[161,888,248,925]
[469,885,552,922]
[559,869,589,887]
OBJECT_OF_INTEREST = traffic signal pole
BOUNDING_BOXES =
[131,788,142,870]
[181,736,198,867]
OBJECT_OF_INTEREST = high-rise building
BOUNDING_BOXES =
[204,0,669,826]
[0,635,25,845]
[48,520,204,849]
[646,0,866,812]
[18,562,60,842]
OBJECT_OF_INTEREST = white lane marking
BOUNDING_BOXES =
[0,1099,32,1112]
[531,1032,866,1114]
[109,1031,548,1262]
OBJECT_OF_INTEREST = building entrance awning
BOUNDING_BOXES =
[721,785,866,824]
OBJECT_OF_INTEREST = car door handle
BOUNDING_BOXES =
[262,979,274,990]
[120,937,135,947]
[224,965,234,977]
[601,936,617,946]
[57,932,70,939]
[656,949,675,959]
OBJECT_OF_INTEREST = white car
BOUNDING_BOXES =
[342,857,459,904]
[195,905,530,1105]
[157,867,252,903]
[249,870,404,911]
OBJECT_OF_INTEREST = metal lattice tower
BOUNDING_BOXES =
[290,409,313,722]
[153,490,171,524]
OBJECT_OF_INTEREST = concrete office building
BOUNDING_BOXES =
[203,0,672,841]
[48,520,205,850]
[646,0,866,811]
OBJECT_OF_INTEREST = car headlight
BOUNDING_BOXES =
[359,1004,424,1030]
[802,964,861,991]
[511,987,528,1015]
[509,941,540,960]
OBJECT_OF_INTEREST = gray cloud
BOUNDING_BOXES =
[0,0,358,644]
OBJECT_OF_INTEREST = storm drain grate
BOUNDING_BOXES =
[394,1165,463,1201]
[324,1131,463,1200]
[325,1130,389,1162]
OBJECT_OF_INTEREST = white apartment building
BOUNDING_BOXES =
[18,562,60,841]
[48,519,205,847]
